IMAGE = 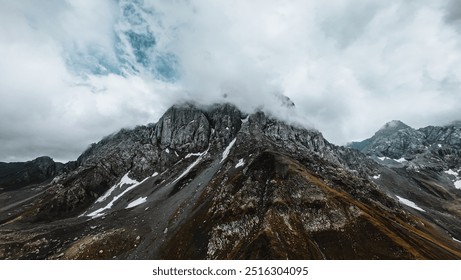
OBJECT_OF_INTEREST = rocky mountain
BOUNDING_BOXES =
[348,120,461,251]
[1,105,461,259]
[0,156,78,192]
[349,120,461,169]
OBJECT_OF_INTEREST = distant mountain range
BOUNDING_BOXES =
[1,104,460,259]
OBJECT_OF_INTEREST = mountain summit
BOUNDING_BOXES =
[349,120,425,159]
[378,120,411,134]
[1,104,461,259]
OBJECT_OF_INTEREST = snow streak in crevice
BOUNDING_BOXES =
[221,138,236,163]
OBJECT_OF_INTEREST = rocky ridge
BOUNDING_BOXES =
[0,157,75,192]
[349,120,461,169]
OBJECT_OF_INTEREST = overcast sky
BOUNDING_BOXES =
[1,0,461,162]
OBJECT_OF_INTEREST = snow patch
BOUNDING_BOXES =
[152,172,159,177]
[221,138,237,163]
[88,176,148,218]
[242,116,249,123]
[126,197,147,209]
[120,173,139,185]
[164,228,168,234]
[377,156,407,163]
[173,149,208,183]
[453,238,461,243]
[438,144,442,148]
[235,158,245,168]
[165,148,170,154]
[445,169,458,176]
[396,195,426,212]
[96,173,139,203]
[185,152,203,158]
[454,180,461,190]
[372,174,381,179]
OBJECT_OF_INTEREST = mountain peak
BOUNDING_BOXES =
[348,120,422,159]
[379,120,411,132]
[372,120,412,140]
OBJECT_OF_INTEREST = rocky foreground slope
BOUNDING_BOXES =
[1,104,461,259]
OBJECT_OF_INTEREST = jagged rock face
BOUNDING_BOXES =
[1,105,461,260]
[246,112,377,177]
[155,106,210,152]
[205,104,243,148]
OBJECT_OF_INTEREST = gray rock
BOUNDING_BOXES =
[155,105,210,152]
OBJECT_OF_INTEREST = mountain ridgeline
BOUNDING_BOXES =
[1,104,461,259]
[349,120,461,167]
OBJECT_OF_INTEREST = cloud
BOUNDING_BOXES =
[0,1,175,162]
[445,0,461,24]
[160,0,461,141]
[1,0,461,162]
